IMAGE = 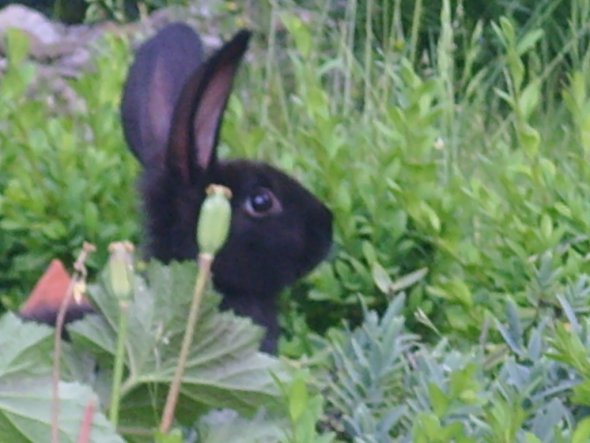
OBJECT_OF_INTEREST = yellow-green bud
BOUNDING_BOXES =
[107,241,135,302]
[197,185,232,256]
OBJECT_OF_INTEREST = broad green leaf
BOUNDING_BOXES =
[69,261,285,430]
[0,378,123,443]
[0,313,53,379]
[197,410,284,443]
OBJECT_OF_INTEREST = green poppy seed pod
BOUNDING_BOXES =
[197,185,232,256]
[107,241,135,302]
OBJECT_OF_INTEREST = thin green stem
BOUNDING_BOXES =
[159,254,213,434]
[363,0,373,119]
[409,0,423,66]
[109,301,129,427]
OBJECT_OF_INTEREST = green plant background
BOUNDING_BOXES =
[4,0,590,440]
[2,0,590,343]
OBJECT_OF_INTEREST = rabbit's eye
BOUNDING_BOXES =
[244,188,281,217]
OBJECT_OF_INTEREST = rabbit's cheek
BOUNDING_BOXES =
[211,245,297,297]
[294,206,333,276]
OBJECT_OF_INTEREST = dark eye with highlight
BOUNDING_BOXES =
[244,187,281,217]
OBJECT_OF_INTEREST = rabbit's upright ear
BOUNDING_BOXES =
[121,24,204,167]
[167,30,251,184]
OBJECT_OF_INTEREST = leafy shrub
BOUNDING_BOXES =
[4,257,590,442]
[319,282,590,442]
[223,0,590,347]
[5,0,590,347]
[0,31,139,309]
[4,1,590,439]
[4,0,590,363]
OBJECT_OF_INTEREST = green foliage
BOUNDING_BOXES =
[234,0,590,344]
[72,261,283,423]
[7,0,590,439]
[0,314,123,442]
[0,261,290,442]
[317,280,590,442]
[280,372,334,443]
[0,31,139,308]
[322,295,416,441]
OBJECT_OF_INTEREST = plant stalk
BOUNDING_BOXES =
[77,399,96,443]
[159,254,213,434]
[51,243,95,443]
[109,300,129,427]
[51,280,74,443]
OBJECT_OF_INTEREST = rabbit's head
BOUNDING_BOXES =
[121,24,332,350]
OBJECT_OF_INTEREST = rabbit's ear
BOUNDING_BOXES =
[121,23,204,167]
[167,30,251,184]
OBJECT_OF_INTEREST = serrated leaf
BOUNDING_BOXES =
[69,261,285,430]
[197,409,284,443]
[0,378,123,443]
[0,313,54,379]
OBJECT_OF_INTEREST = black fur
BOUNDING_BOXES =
[121,23,333,352]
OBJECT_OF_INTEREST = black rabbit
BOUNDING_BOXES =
[120,23,333,352]
[20,24,332,353]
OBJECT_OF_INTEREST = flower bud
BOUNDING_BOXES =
[197,185,232,256]
[107,241,134,302]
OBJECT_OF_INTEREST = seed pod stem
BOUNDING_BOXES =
[160,254,213,433]
[107,241,134,428]
[160,184,232,434]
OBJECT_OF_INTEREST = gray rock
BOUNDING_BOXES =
[0,4,63,58]
[0,3,224,114]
